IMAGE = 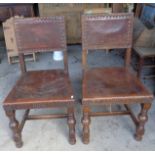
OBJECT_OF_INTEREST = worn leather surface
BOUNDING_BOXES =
[82,13,133,50]
[4,70,74,106]
[82,67,153,104]
[14,16,67,53]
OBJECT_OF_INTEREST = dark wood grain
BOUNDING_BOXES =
[0,4,34,22]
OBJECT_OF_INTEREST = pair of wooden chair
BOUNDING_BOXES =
[3,13,153,148]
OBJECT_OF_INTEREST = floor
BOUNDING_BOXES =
[0,43,155,150]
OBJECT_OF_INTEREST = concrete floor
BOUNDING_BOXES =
[0,43,155,150]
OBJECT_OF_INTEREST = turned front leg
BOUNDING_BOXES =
[5,109,23,148]
[135,103,151,141]
[67,106,76,145]
[82,106,91,144]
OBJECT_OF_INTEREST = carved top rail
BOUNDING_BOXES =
[13,16,67,54]
[82,13,133,50]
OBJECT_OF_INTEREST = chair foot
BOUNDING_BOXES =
[67,107,76,145]
[135,103,151,141]
[69,137,76,145]
[82,106,91,144]
[5,109,23,148]
[15,141,23,148]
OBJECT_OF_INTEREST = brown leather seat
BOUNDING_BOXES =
[83,67,152,104]
[4,70,74,108]
[81,13,153,144]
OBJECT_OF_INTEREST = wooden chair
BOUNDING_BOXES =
[3,16,76,148]
[81,13,153,144]
[132,18,155,80]
[134,47,155,80]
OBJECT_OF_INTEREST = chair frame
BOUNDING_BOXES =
[3,16,76,148]
[81,13,153,144]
